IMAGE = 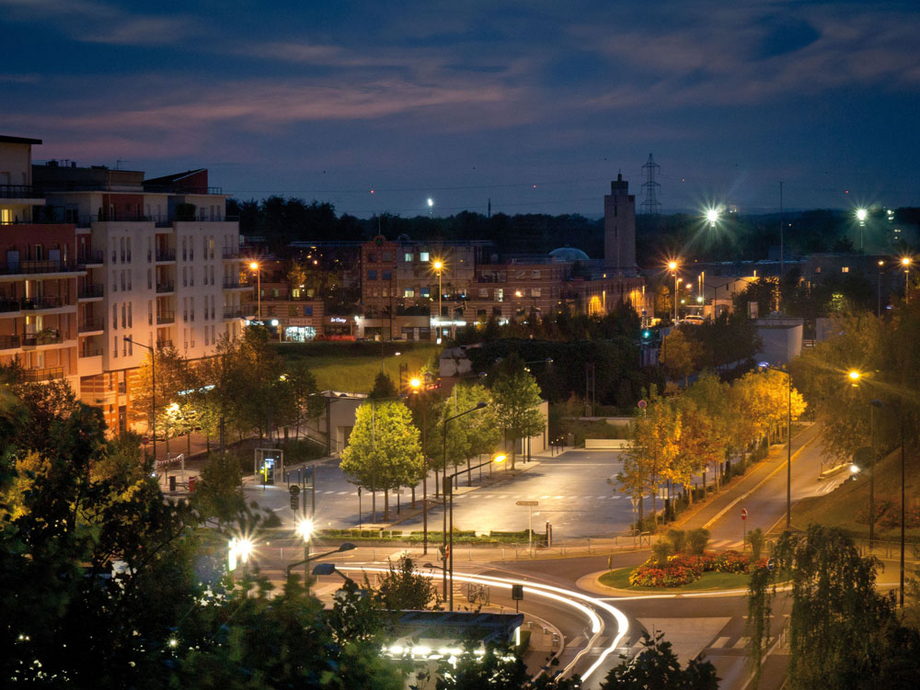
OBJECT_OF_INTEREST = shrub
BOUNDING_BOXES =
[746,527,765,560]
[666,528,686,553]
[715,550,750,574]
[651,541,672,567]
[686,528,710,555]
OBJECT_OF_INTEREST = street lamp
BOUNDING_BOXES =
[758,362,793,529]
[901,257,911,304]
[848,370,887,553]
[856,208,868,251]
[705,207,720,228]
[878,259,885,317]
[445,451,506,611]
[249,261,261,320]
[432,258,444,343]
[285,542,356,578]
[228,536,254,573]
[668,261,679,323]
[409,375,430,555]
[124,336,156,464]
[441,401,488,602]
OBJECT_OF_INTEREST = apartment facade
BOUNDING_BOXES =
[2,135,244,434]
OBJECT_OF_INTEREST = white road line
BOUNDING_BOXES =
[711,636,730,649]
[732,637,750,649]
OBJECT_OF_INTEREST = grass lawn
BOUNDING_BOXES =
[598,567,754,592]
[277,343,440,393]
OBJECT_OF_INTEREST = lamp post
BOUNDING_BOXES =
[285,541,356,579]
[296,517,314,588]
[249,261,261,320]
[759,362,793,529]
[901,257,911,304]
[668,261,679,323]
[125,336,156,464]
[878,260,885,317]
[857,208,868,252]
[446,451,506,611]
[432,259,443,343]
[441,401,488,602]
[409,376,430,555]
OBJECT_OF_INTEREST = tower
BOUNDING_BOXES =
[640,154,661,215]
[604,173,637,273]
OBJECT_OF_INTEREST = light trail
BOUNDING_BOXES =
[336,565,629,682]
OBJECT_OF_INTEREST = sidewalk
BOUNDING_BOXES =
[675,423,821,532]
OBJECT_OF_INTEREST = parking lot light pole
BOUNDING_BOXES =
[125,336,156,463]
[441,402,488,602]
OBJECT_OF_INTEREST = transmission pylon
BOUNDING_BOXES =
[640,153,661,215]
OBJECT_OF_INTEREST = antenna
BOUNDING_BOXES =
[640,154,661,215]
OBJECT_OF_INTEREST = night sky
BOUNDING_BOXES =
[2,0,919,218]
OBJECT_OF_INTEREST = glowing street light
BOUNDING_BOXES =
[902,257,912,304]
[667,260,680,323]
[228,536,254,572]
[848,370,862,384]
[856,208,868,224]
[705,208,720,227]
[249,261,261,320]
[431,258,444,343]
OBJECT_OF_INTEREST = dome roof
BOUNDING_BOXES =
[549,247,590,262]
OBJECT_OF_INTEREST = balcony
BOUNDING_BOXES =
[0,298,21,313]
[0,184,40,199]
[223,279,248,289]
[20,296,66,311]
[156,281,175,294]
[0,260,77,276]
[79,284,104,299]
[79,343,103,357]
[79,317,104,333]
[22,330,64,347]
[157,311,175,325]
[156,339,173,349]
[222,247,240,259]
[22,366,64,383]
[0,334,21,350]
[155,249,176,262]
[77,250,104,265]
[223,307,243,319]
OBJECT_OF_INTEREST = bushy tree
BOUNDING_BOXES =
[599,632,718,689]
[490,355,545,470]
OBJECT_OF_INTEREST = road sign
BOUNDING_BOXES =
[289,484,301,495]
[767,557,775,572]
[141,436,149,446]
[511,584,524,600]
[741,508,748,520]
[637,399,647,409]
[516,500,539,506]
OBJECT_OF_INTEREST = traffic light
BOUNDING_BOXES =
[642,329,652,340]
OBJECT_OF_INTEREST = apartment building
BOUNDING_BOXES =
[0,135,84,388]
[1,134,245,434]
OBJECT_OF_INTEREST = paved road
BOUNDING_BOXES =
[244,448,645,538]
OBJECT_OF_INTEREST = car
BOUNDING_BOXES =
[681,315,706,325]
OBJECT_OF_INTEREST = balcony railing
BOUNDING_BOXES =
[222,247,240,259]
[223,279,244,289]
[20,296,65,310]
[79,284,104,299]
[155,249,176,262]
[79,343,103,357]
[156,281,175,294]
[156,339,173,349]
[157,311,175,325]
[22,366,65,382]
[77,250,104,265]
[79,317,104,332]
[0,260,76,276]
[0,334,21,350]
[223,307,243,319]
[22,330,64,347]
[0,298,21,313]
[0,184,38,199]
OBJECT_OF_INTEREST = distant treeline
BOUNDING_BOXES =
[228,197,920,264]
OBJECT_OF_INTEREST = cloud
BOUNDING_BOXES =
[0,0,195,45]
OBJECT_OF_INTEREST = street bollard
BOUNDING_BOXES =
[587,538,591,554]
[502,548,505,561]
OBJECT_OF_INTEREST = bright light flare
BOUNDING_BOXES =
[492,453,507,464]
[432,259,443,271]
[902,257,912,267]
[427,198,434,208]
[296,518,314,542]
[249,261,259,271]
[856,208,868,222]
[848,370,862,382]
[668,261,678,271]
[706,208,720,226]
[409,377,422,389]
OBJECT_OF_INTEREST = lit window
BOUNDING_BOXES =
[404,253,414,262]
[421,287,430,298]
[404,288,415,298]
[420,252,430,262]
[841,267,849,273]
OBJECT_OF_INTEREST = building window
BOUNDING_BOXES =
[531,270,541,279]
[366,253,376,263]
[404,288,415,298]
[420,251,430,262]
[842,266,849,273]
[382,271,392,280]
[303,306,313,316]
[531,288,542,297]
[404,252,414,262]
[421,287,430,298]
[815,266,822,274]
[368,270,378,280]
[479,288,488,297]
[382,252,392,262]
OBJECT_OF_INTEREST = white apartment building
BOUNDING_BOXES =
[2,136,245,434]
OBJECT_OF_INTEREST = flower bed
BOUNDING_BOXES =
[628,549,759,588]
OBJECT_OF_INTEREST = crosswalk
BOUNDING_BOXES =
[311,489,629,502]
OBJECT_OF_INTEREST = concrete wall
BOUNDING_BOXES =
[754,317,803,366]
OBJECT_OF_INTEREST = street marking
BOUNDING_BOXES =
[541,495,550,499]
[323,491,335,494]
[337,491,348,494]
[732,637,750,649]
[554,495,564,499]
[711,637,730,649]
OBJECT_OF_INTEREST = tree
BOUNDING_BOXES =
[374,555,439,611]
[490,356,545,470]
[194,452,246,527]
[599,632,718,689]
[659,329,699,386]
[619,397,680,527]
[746,525,916,690]
[133,342,189,440]
[369,371,398,399]
[339,401,423,521]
